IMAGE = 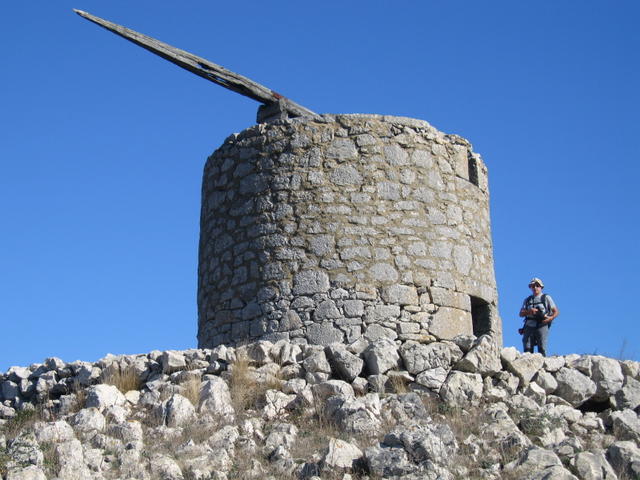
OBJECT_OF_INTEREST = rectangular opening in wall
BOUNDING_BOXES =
[468,154,479,186]
[470,295,491,336]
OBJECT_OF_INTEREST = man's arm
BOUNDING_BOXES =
[519,307,532,317]
[542,306,559,324]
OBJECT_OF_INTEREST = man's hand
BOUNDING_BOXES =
[541,317,552,325]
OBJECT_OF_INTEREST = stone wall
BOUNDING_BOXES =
[197,114,501,348]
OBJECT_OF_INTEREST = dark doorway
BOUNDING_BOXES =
[470,295,491,337]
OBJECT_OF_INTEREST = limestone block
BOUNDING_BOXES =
[381,285,419,305]
[342,300,364,317]
[70,408,106,433]
[5,466,47,480]
[199,377,234,419]
[364,338,401,375]
[613,376,640,410]
[554,367,597,407]
[364,323,397,342]
[364,445,416,477]
[607,441,640,479]
[33,420,75,443]
[504,353,545,386]
[149,453,184,480]
[399,341,464,375]
[455,334,501,376]
[452,245,472,275]
[415,367,449,391]
[440,371,483,406]
[325,344,363,382]
[590,356,624,401]
[610,409,640,443]
[430,307,472,340]
[303,350,332,374]
[161,394,196,428]
[292,270,330,295]
[313,300,342,321]
[306,323,344,346]
[265,428,296,465]
[311,380,355,402]
[365,305,401,323]
[533,370,558,394]
[329,165,363,186]
[56,438,92,480]
[85,384,126,411]
[543,355,566,373]
[322,438,363,470]
[161,350,187,374]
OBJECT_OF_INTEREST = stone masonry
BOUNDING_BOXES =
[197,114,501,349]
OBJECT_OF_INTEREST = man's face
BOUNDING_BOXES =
[529,283,542,295]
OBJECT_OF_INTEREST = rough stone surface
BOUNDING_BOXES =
[555,367,597,407]
[1,343,637,480]
[197,114,501,350]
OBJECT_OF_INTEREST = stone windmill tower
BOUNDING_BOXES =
[76,11,502,349]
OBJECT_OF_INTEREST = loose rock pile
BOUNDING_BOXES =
[1,336,639,479]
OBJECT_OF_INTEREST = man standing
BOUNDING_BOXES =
[519,277,559,356]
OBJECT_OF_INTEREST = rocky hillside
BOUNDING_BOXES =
[1,336,639,479]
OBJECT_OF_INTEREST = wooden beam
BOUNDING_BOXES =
[73,9,317,119]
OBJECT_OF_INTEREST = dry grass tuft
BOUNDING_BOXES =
[227,354,283,415]
[181,377,202,408]
[228,354,259,413]
[388,372,409,394]
[101,365,142,393]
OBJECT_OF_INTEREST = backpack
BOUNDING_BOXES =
[524,294,553,328]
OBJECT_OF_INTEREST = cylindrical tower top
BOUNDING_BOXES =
[198,114,501,348]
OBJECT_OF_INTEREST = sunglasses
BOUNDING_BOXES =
[529,284,541,288]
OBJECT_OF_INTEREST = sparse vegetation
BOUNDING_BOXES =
[101,365,142,394]
[181,377,201,407]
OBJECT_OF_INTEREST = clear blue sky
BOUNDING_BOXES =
[1,1,638,372]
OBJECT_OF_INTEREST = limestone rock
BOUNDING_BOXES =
[262,390,296,420]
[322,437,363,470]
[609,409,640,443]
[590,356,624,401]
[364,445,417,477]
[554,367,597,407]
[161,350,188,373]
[325,344,363,382]
[56,438,92,480]
[440,371,483,406]
[613,376,640,410]
[161,393,196,427]
[383,421,457,466]
[85,384,126,411]
[415,367,449,391]
[364,338,401,375]
[454,335,501,376]
[506,446,578,480]
[400,341,463,375]
[5,466,47,480]
[325,393,381,435]
[607,441,640,479]
[33,420,75,443]
[571,451,618,480]
[150,453,184,480]
[303,350,332,374]
[533,370,558,394]
[311,380,355,402]
[199,376,234,419]
[429,307,473,340]
[504,353,545,386]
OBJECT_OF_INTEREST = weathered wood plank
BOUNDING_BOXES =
[73,9,317,119]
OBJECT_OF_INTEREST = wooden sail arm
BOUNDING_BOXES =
[73,9,316,119]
